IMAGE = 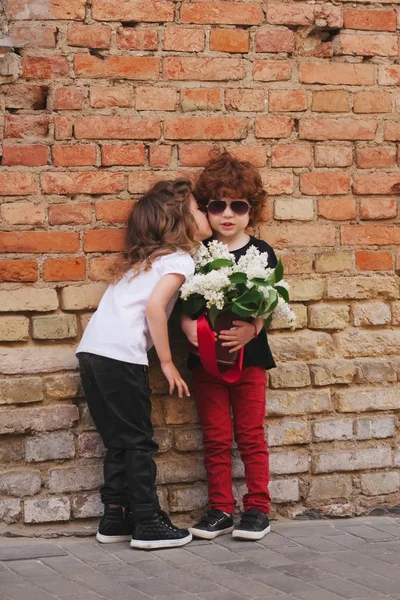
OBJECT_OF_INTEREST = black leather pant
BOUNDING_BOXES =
[78,352,160,520]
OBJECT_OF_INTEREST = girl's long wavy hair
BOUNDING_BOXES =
[194,149,266,227]
[116,179,197,279]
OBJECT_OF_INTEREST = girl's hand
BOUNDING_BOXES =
[181,314,198,347]
[161,360,190,398]
[219,320,257,353]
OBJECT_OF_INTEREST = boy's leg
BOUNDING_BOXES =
[231,367,271,514]
[192,367,235,514]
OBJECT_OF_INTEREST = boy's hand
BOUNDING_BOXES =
[219,320,257,353]
[181,314,198,347]
[161,360,190,398]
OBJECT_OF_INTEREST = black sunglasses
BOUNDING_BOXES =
[207,199,250,216]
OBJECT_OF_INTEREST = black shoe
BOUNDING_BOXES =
[96,505,132,543]
[232,509,270,541]
[130,510,192,550]
[189,509,234,540]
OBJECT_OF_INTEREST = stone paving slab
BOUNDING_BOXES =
[1,516,400,600]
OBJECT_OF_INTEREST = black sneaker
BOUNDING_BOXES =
[232,509,270,541]
[96,505,132,543]
[130,510,192,550]
[189,509,234,540]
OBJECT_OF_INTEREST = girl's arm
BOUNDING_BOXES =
[146,274,190,398]
[180,313,198,346]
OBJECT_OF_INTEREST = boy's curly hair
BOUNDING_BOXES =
[194,149,266,227]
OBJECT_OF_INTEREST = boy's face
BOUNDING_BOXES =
[189,193,212,241]
[206,191,250,239]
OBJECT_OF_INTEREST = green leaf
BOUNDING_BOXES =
[276,285,289,303]
[209,304,220,328]
[182,294,205,317]
[236,285,262,305]
[250,277,271,287]
[229,272,247,284]
[231,302,255,318]
[274,259,284,283]
[204,258,233,272]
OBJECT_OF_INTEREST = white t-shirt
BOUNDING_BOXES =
[76,251,194,365]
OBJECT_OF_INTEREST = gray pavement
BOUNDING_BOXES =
[1,516,400,600]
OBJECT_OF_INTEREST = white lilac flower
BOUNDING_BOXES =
[193,244,212,268]
[273,296,297,329]
[207,239,235,262]
[277,280,290,291]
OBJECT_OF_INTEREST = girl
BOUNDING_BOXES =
[181,151,276,541]
[77,179,211,550]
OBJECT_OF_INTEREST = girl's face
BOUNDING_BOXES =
[206,193,250,240]
[189,194,212,241]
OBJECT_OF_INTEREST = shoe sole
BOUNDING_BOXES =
[96,533,132,543]
[189,526,234,540]
[232,525,271,541]
[130,533,192,550]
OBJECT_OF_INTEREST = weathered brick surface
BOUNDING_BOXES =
[1,0,400,527]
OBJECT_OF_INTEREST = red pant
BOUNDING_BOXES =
[193,365,270,514]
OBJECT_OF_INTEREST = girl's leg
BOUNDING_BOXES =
[192,367,236,513]
[231,367,271,514]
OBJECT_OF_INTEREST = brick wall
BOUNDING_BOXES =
[1,0,400,529]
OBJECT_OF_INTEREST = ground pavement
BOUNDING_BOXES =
[1,516,400,600]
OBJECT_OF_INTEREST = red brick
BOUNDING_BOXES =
[315,146,353,168]
[344,9,396,31]
[1,202,45,225]
[53,145,97,167]
[295,35,334,60]
[163,57,243,81]
[89,256,121,281]
[9,25,57,48]
[75,117,160,140]
[164,117,247,140]
[74,55,159,80]
[253,61,292,82]
[260,171,294,196]
[92,0,174,22]
[300,172,351,195]
[54,116,73,140]
[230,146,267,167]
[353,173,400,195]
[67,24,111,48]
[181,2,261,25]
[260,224,336,249]
[116,27,158,50]
[318,197,357,221]
[225,89,265,112]
[48,203,92,225]
[163,27,205,52]
[210,29,249,53]
[267,3,342,27]
[54,87,85,110]
[356,251,393,271]
[0,232,79,253]
[269,90,308,112]
[135,86,177,111]
[0,260,38,282]
[299,63,374,85]
[84,229,126,252]
[4,116,50,139]
[6,0,86,20]
[384,122,400,141]
[353,91,392,114]
[255,27,294,53]
[378,66,400,86]
[43,258,86,281]
[280,253,313,275]
[271,145,313,168]
[4,84,47,110]
[299,118,376,141]
[22,56,69,79]
[312,90,351,113]
[360,198,397,220]
[255,116,293,139]
[0,173,36,195]
[90,86,132,108]
[179,144,215,167]
[128,171,197,194]
[101,145,145,166]
[356,147,396,169]
[336,33,398,57]
[149,146,172,168]
[181,88,222,111]
[342,225,400,246]
[95,200,134,223]
[41,172,125,195]
[2,144,47,166]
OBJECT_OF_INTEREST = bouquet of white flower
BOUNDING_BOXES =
[181,240,295,328]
